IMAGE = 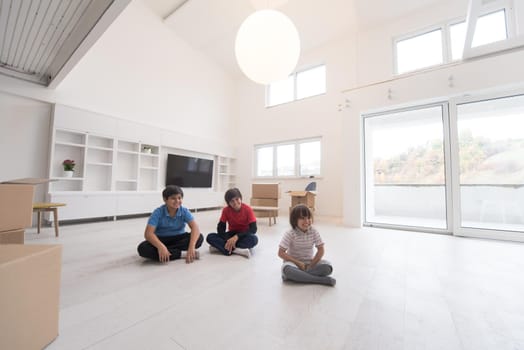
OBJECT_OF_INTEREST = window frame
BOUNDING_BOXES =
[462,0,520,59]
[393,0,519,75]
[254,137,322,178]
[265,64,326,108]
[393,25,445,75]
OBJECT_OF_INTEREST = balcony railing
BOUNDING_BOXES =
[368,184,524,231]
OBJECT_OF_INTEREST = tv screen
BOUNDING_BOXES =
[166,154,214,188]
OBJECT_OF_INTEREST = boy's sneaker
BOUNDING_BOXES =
[232,248,251,259]
[209,246,219,253]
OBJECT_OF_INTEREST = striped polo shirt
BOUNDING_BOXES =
[279,226,324,262]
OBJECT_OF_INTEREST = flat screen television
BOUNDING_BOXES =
[166,154,214,188]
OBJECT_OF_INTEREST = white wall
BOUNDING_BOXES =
[0,1,236,207]
[234,35,357,217]
[0,91,52,202]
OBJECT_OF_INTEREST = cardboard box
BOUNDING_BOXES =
[288,190,316,208]
[252,183,281,199]
[0,244,62,350]
[0,178,52,243]
[0,183,34,232]
[0,229,24,244]
[250,198,278,207]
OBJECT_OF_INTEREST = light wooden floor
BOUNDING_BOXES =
[25,210,524,350]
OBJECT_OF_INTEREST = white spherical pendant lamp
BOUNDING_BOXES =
[235,9,300,85]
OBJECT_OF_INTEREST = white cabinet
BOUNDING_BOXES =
[116,193,161,216]
[48,193,118,220]
[217,156,236,192]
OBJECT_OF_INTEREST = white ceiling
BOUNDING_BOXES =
[0,0,455,86]
[144,0,449,79]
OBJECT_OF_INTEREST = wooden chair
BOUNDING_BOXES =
[32,202,66,237]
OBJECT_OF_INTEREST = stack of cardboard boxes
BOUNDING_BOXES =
[250,183,281,220]
[0,179,62,350]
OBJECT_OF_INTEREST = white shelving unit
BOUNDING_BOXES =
[85,134,113,191]
[50,129,116,192]
[50,129,86,192]
[48,127,161,220]
[217,156,236,192]
[139,144,160,191]
[50,130,161,195]
[47,104,235,221]
[115,140,139,191]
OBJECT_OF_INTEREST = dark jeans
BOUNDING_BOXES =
[206,231,258,255]
[137,233,204,261]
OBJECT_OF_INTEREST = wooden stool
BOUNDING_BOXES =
[251,206,279,226]
[32,202,66,237]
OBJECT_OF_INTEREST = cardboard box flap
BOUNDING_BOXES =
[287,191,316,197]
[0,244,61,264]
[0,229,24,245]
[1,178,53,185]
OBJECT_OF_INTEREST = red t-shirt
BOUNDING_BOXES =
[220,203,256,233]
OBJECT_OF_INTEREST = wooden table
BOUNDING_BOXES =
[251,206,279,226]
[32,202,66,237]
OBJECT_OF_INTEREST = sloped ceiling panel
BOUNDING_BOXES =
[0,0,130,87]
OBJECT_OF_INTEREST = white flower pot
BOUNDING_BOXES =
[63,170,74,178]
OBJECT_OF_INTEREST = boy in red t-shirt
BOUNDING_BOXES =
[206,188,258,258]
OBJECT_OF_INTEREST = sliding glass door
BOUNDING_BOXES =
[363,104,450,231]
[362,90,524,240]
[454,94,524,235]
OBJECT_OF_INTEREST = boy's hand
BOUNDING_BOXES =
[225,235,239,253]
[185,247,197,263]
[158,245,171,263]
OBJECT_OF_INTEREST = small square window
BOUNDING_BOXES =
[267,76,294,107]
[396,29,443,74]
[266,64,326,107]
[296,65,326,100]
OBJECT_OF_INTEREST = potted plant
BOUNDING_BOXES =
[62,159,75,177]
